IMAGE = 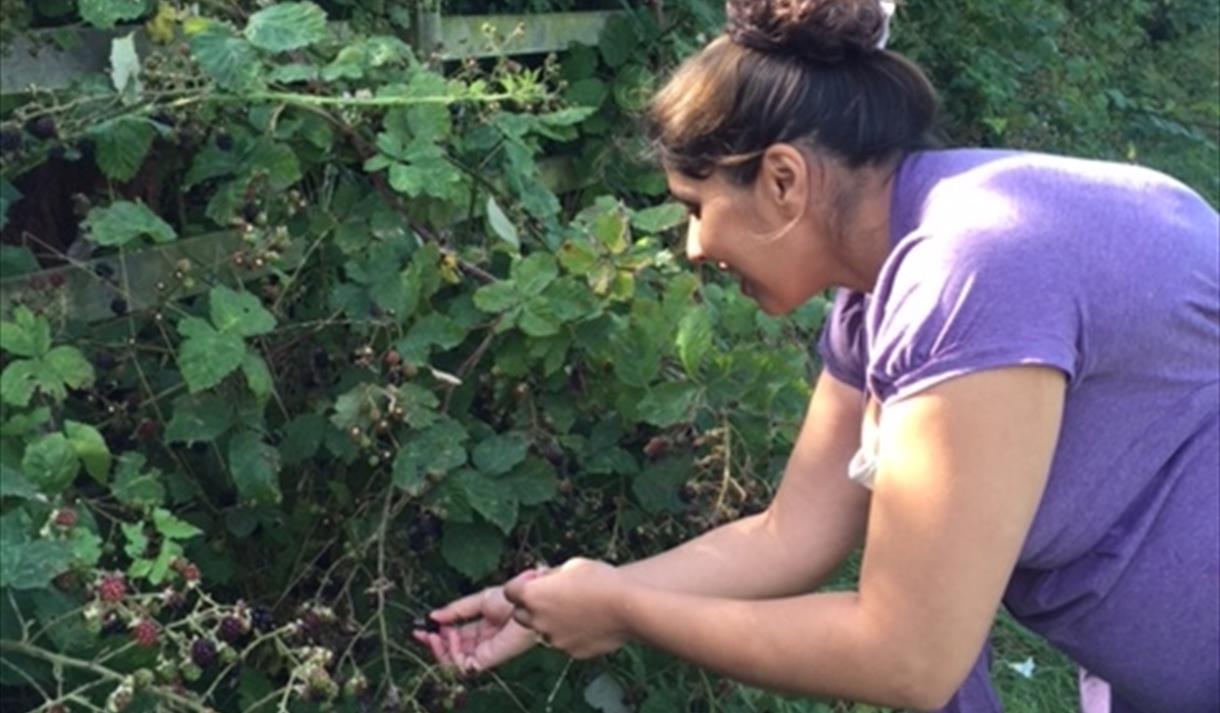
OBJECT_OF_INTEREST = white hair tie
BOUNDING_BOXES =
[876,1,896,50]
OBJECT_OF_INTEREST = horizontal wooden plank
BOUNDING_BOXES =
[0,230,300,325]
[0,11,621,95]
[428,11,619,60]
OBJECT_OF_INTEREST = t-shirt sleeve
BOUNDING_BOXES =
[816,289,870,391]
[867,230,1081,404]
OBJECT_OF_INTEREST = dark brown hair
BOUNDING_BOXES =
[648,0,939,184]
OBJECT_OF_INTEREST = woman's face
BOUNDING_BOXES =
[665,156,828,315]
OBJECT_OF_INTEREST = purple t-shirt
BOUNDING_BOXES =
[818,150,1219,712]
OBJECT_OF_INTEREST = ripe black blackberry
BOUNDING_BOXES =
[251,607,274,633]
[190,638,217,668]
[26,116,57,140]
[217,616,248,644]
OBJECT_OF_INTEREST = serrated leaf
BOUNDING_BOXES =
[113,453,165,507]
[247,140,301,190]
[452,470,518,534]
[501,457,557,505]
[676,307,713,376]
[165,393,234,444]
[153,508,203,539]
[177,318,246,393]
[64,420,110,484]
[210,286,276,337]
[638,382,701,427]
[0,306,51,357]
[472,432,529,476]
[43,346,95,395]
[242,352,273,402]
[244,2,328,52]
[69,528,102,567]
[397,383,440,429]
[397,313,467,362]
[92,118,155,181]
[632,457,691,514]
[0,360,38,407]
[281,413,324,465]
[110,32,142,93]
[486,197,519,250]
[1,406,50,438]
[473,282,518,313]
[513,254,559,296]
[228,431,282,505]
[0,467,39,499]
[558,239,600,276]
[1,539,75,590]
[190,29,261,90]
[631,202,688,233]
[599,14,639,69]
[84,200,176,246]
[592,209,629,255]
[441,520,503,580]
[79,0,145,28]
[21,433,79,495]
[392,418,468,495]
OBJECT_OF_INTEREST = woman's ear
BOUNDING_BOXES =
[757,144,812,219]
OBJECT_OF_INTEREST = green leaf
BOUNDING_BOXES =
[83,200,176,246]
[112,453,165,508]
[0,360,38,407]
[592,209,629,255]
[91,118,155,181]
[441,521,503,580]
[330,383,381,431]
[0,468,39,499]
[0,306,50,358]
[242,352,274,402]
[501,457,557,506]
[631,203,688,234]
[177,318,246,393]
[244,2,328,52]
[165,393,234,445]
[518,299,560,338]
[153,508,203,540]
[557,239,600,276]
[473,282,519,313]
[210,286,276,337]
[1,538,75,590]
[190,29,262,91]
[228,431,282,505]
[397,313,467,362]
[281,413,325,465]
[485,197,519,250]
[21,433,79,495]
[676,307,713,376]
[392,418,468,495]
[397,383,440,429]
[638,382,701,427]
[247,140,302,190]
[599,14,639,69]
[0,245,38,277]
[43,346,95,395]
[110,32,142,93]
[64,421,110,484]
[514,254,559,296]
[79,0,145,28]
[69,528,103,567]
[632,457,692,514]
[452,470,518,534]
[472,432,529,476]
[122,521,148,559]
[0,180,22,231]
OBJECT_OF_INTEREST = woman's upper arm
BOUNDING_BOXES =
[765,370,873,578]
[857,366,1066,706]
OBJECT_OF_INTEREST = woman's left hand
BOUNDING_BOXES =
[502,557,631,659]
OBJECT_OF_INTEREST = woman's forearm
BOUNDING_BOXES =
[615,587,927,710]
[619,499,864,600]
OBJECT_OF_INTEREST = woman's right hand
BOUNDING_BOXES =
[412,569,545,674]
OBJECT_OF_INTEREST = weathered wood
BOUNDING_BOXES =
[0,11,621,95]
[0,230,299,324]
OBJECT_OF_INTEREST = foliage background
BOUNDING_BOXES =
[0,1,1215,712]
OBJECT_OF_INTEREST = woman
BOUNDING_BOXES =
[415,1,1220,710]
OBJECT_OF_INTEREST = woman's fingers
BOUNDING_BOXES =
[430,587,496,624]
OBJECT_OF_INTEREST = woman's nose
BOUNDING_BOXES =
[685,217,705,264]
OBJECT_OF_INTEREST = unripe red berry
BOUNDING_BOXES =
[97,575,127,603]
[132,619,159,648]
[54,508,77,528]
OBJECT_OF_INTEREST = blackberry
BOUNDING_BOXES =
[217,616,248,644]
[215,132,233,151]
[190,638,217,668]
[251,607,274,633]
[93,262,115,280]
[110,298,128,315]
[26,116,57,140]
[241,202,259,223]
[0,129,21,153]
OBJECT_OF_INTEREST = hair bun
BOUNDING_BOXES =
[725,0,890,63]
